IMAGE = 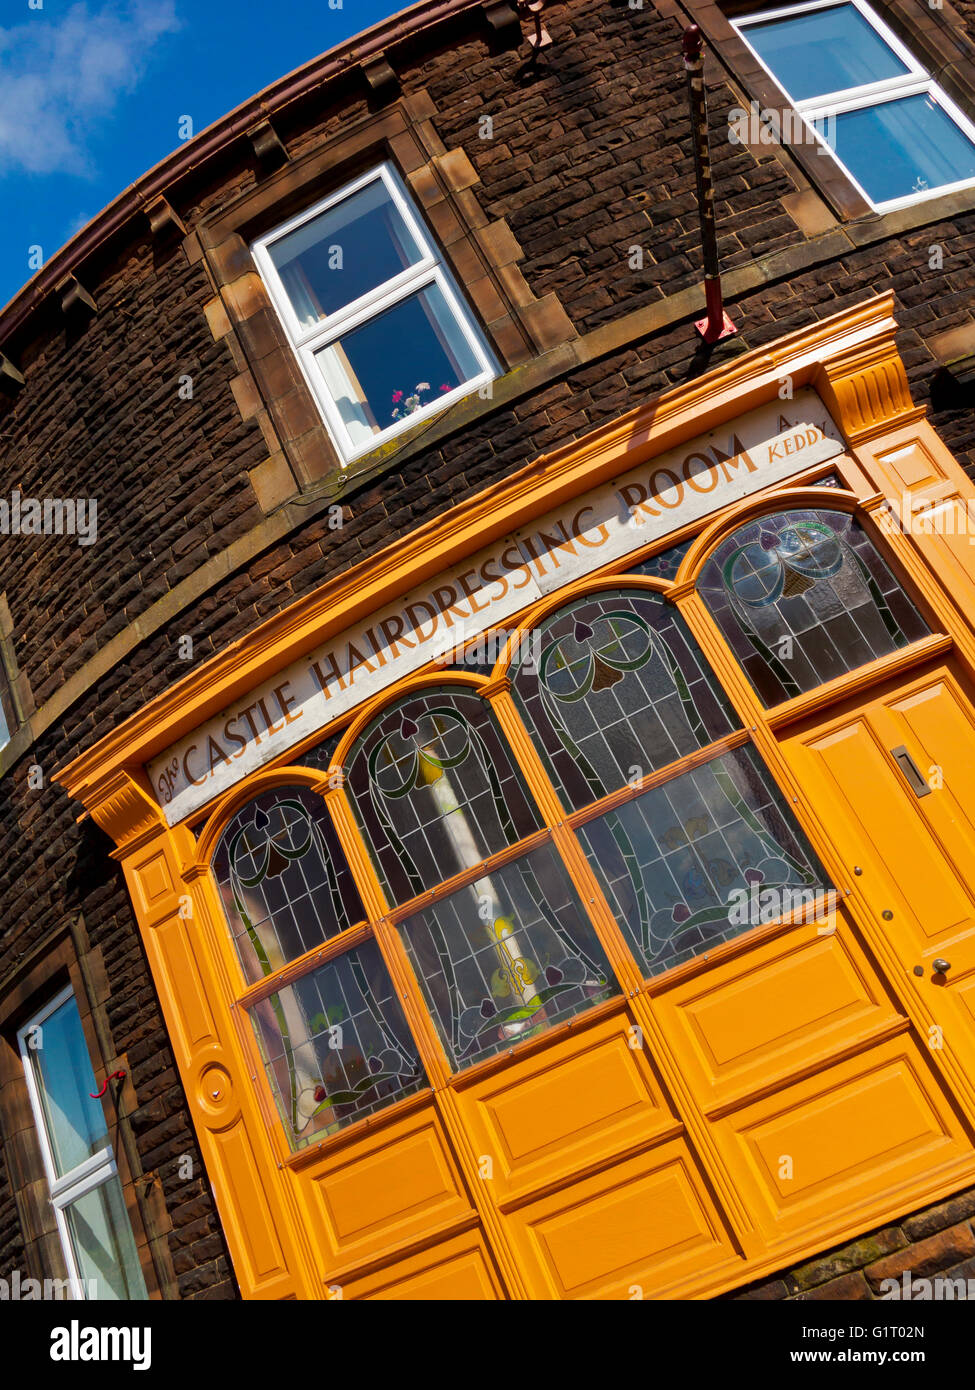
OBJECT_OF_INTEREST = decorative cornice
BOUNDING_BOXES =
[811,334,922,444]
[55,295,918,819]
[55,274,97,318]
[247,120,289,168]
[84,769,167,852]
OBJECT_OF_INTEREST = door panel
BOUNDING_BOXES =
[653,919,901,1113]
[783,660,975,1101]
[718,1034,973,1244]
[454,1008,678,1207]
[508,1136,741,1300]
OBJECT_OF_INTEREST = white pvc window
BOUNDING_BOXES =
[252,163,498,464]
[734,0,975,212]
[18,987,148,1300]
[0,651,15,754]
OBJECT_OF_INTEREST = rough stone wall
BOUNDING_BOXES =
[731,1185,975,1300]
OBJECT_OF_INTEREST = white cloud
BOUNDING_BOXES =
[0,1,180,177]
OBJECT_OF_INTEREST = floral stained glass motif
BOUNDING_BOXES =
[344,689,542,905]
[213,786,366,985]
[248,940,424,1148]
[398,842,616,1069]
[697,509,930,706]
[576,744,830,979]
[510,590,738,813]
[626,536,696,581]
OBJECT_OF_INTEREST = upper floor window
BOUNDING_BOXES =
[252,163,497,464]
[734,0,975,211]
[0,635,17,754]
[17,988,148,1300]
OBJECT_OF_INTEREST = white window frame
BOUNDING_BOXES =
[252,162,498,466]
[18,985,126,1299]
[734,0,975,213]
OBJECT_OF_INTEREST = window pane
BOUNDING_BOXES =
[815,94,975,203]
[63,1176,148,1300]
[247,939,424,1148]
[0,689,9,749]
[345,689,542,905]
[314,284,483,448]
[743,3,909,102]
[30,997,108,1177]
[398,843,616,1070]
[213,786,365,984]
[576,745,831,979]
[268,177,423,327]
[697,509,930,705]
[510,590,738,812]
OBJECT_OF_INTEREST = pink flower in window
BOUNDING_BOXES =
[391,390,403,403]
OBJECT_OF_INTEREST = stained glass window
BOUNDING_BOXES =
[697,508,930,706]
[248,939,424,1147]
[344,688,542,904]
[576,744,831,979]
[213,785,365,985]
[626,536,696,581]
[398,842,616,1069]
[509,589,738,812]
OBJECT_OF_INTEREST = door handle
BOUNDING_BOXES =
[933,958,952,974]
[890,745,932,798]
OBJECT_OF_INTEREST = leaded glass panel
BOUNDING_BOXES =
[697,509,930,706]
[214,785,365,984]
[344,688,542,904]
[576,744,831,979]
[398,842,616,1069]
[510,589,738,812]
[248,939,424,1148]
[626,536,695,580]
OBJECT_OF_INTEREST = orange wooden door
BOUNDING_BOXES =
[782,658,975,1117]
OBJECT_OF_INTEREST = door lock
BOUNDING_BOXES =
[933,958,952,974]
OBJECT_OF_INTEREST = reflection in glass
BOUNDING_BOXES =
[577,745,830,978]
[345,689,542,904]
[64,1178,148,1301]
[398,843,616,1069]
[510,590,738,811]
[32,998,108,1177]
[744,3,908,102]
[815,94,975,204]
[697,509,929,705]
[213,786,365,984]
[248,940,424,1147]
[268,176,423,327]
[314,284,483,449]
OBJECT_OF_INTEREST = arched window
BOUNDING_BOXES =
[214,785,364,983]
[697,507,930,705]
[509,588,737,811]
[343,687,542,903]
[213,785,424,1149]
[509,587,831,979]
[342,685,616,1070]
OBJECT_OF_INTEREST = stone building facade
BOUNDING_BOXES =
[2,0,975,1300]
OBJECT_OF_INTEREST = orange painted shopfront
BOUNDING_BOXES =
[57,297,975,1299]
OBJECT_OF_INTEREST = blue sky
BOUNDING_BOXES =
[0,0,403,310]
